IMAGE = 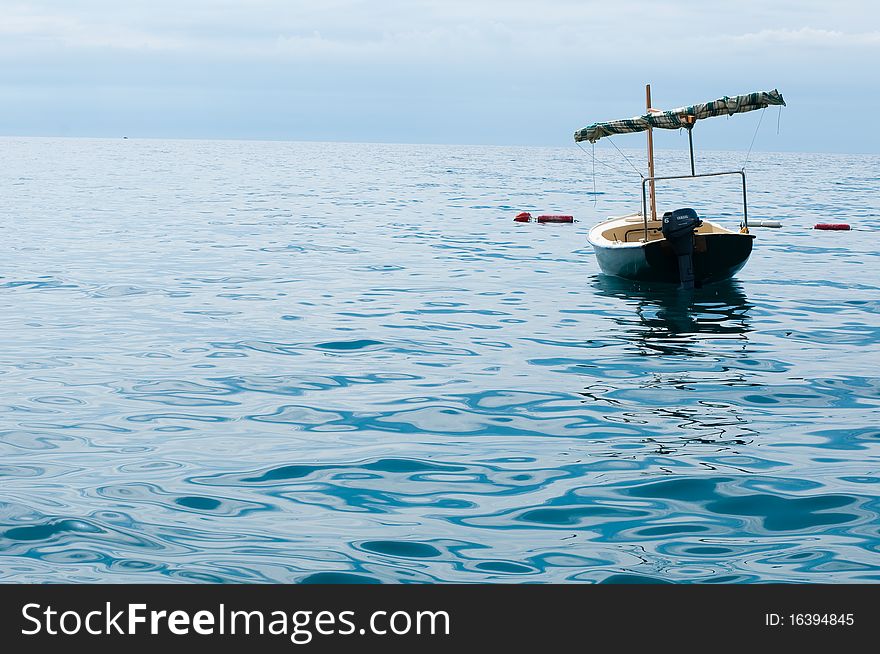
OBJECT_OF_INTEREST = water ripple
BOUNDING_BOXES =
[1,139,879,582]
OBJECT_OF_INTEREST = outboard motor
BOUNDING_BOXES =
[661,208,702,289]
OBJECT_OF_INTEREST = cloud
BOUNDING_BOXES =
[721,27,880,47]
[3,1,878,62]
[0,5,185,50]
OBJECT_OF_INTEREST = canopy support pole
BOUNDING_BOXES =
[687,126,696,176]
[646,84,656,221]
[684,115,696,176]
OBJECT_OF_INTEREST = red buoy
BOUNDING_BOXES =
[814,223,851,230]
[514,212,532,222]
[537,215,574,224]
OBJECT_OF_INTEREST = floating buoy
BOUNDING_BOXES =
[537,215,574,224]
[751,220,781,228]
[514,212,532,222]
[814,223,851,230]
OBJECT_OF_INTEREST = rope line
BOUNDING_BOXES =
[575,141,637,177]
[607,136,644,177]
[741,107,766,170]
[591,142,597,205]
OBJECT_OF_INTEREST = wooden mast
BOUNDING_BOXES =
[646,84,657,220]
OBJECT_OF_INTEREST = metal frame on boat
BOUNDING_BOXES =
[640,170,749,241]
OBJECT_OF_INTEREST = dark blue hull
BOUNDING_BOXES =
[594,233,754,285]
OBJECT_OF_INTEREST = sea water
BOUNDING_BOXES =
[1,137,878,583]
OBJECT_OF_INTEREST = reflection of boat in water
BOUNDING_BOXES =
[576,85,785,288]
[587,275,759,445]
[591,275,752,355]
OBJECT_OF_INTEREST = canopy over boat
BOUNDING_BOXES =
[574,90,785,143]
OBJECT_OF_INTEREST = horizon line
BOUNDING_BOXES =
[1,133,877,157]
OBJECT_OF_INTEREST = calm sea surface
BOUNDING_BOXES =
[1,137,878,583]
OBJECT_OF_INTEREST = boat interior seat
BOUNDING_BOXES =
[603,219,735,243]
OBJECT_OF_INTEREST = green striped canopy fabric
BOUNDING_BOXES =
[574,90,785,143]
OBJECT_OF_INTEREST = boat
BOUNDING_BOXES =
[576,86,785,288]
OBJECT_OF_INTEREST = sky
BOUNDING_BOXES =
[1,0,879,152]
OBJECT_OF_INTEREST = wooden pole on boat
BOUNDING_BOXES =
[646,84,657,220]
[687,126,696,175]
[685,115,696,176]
